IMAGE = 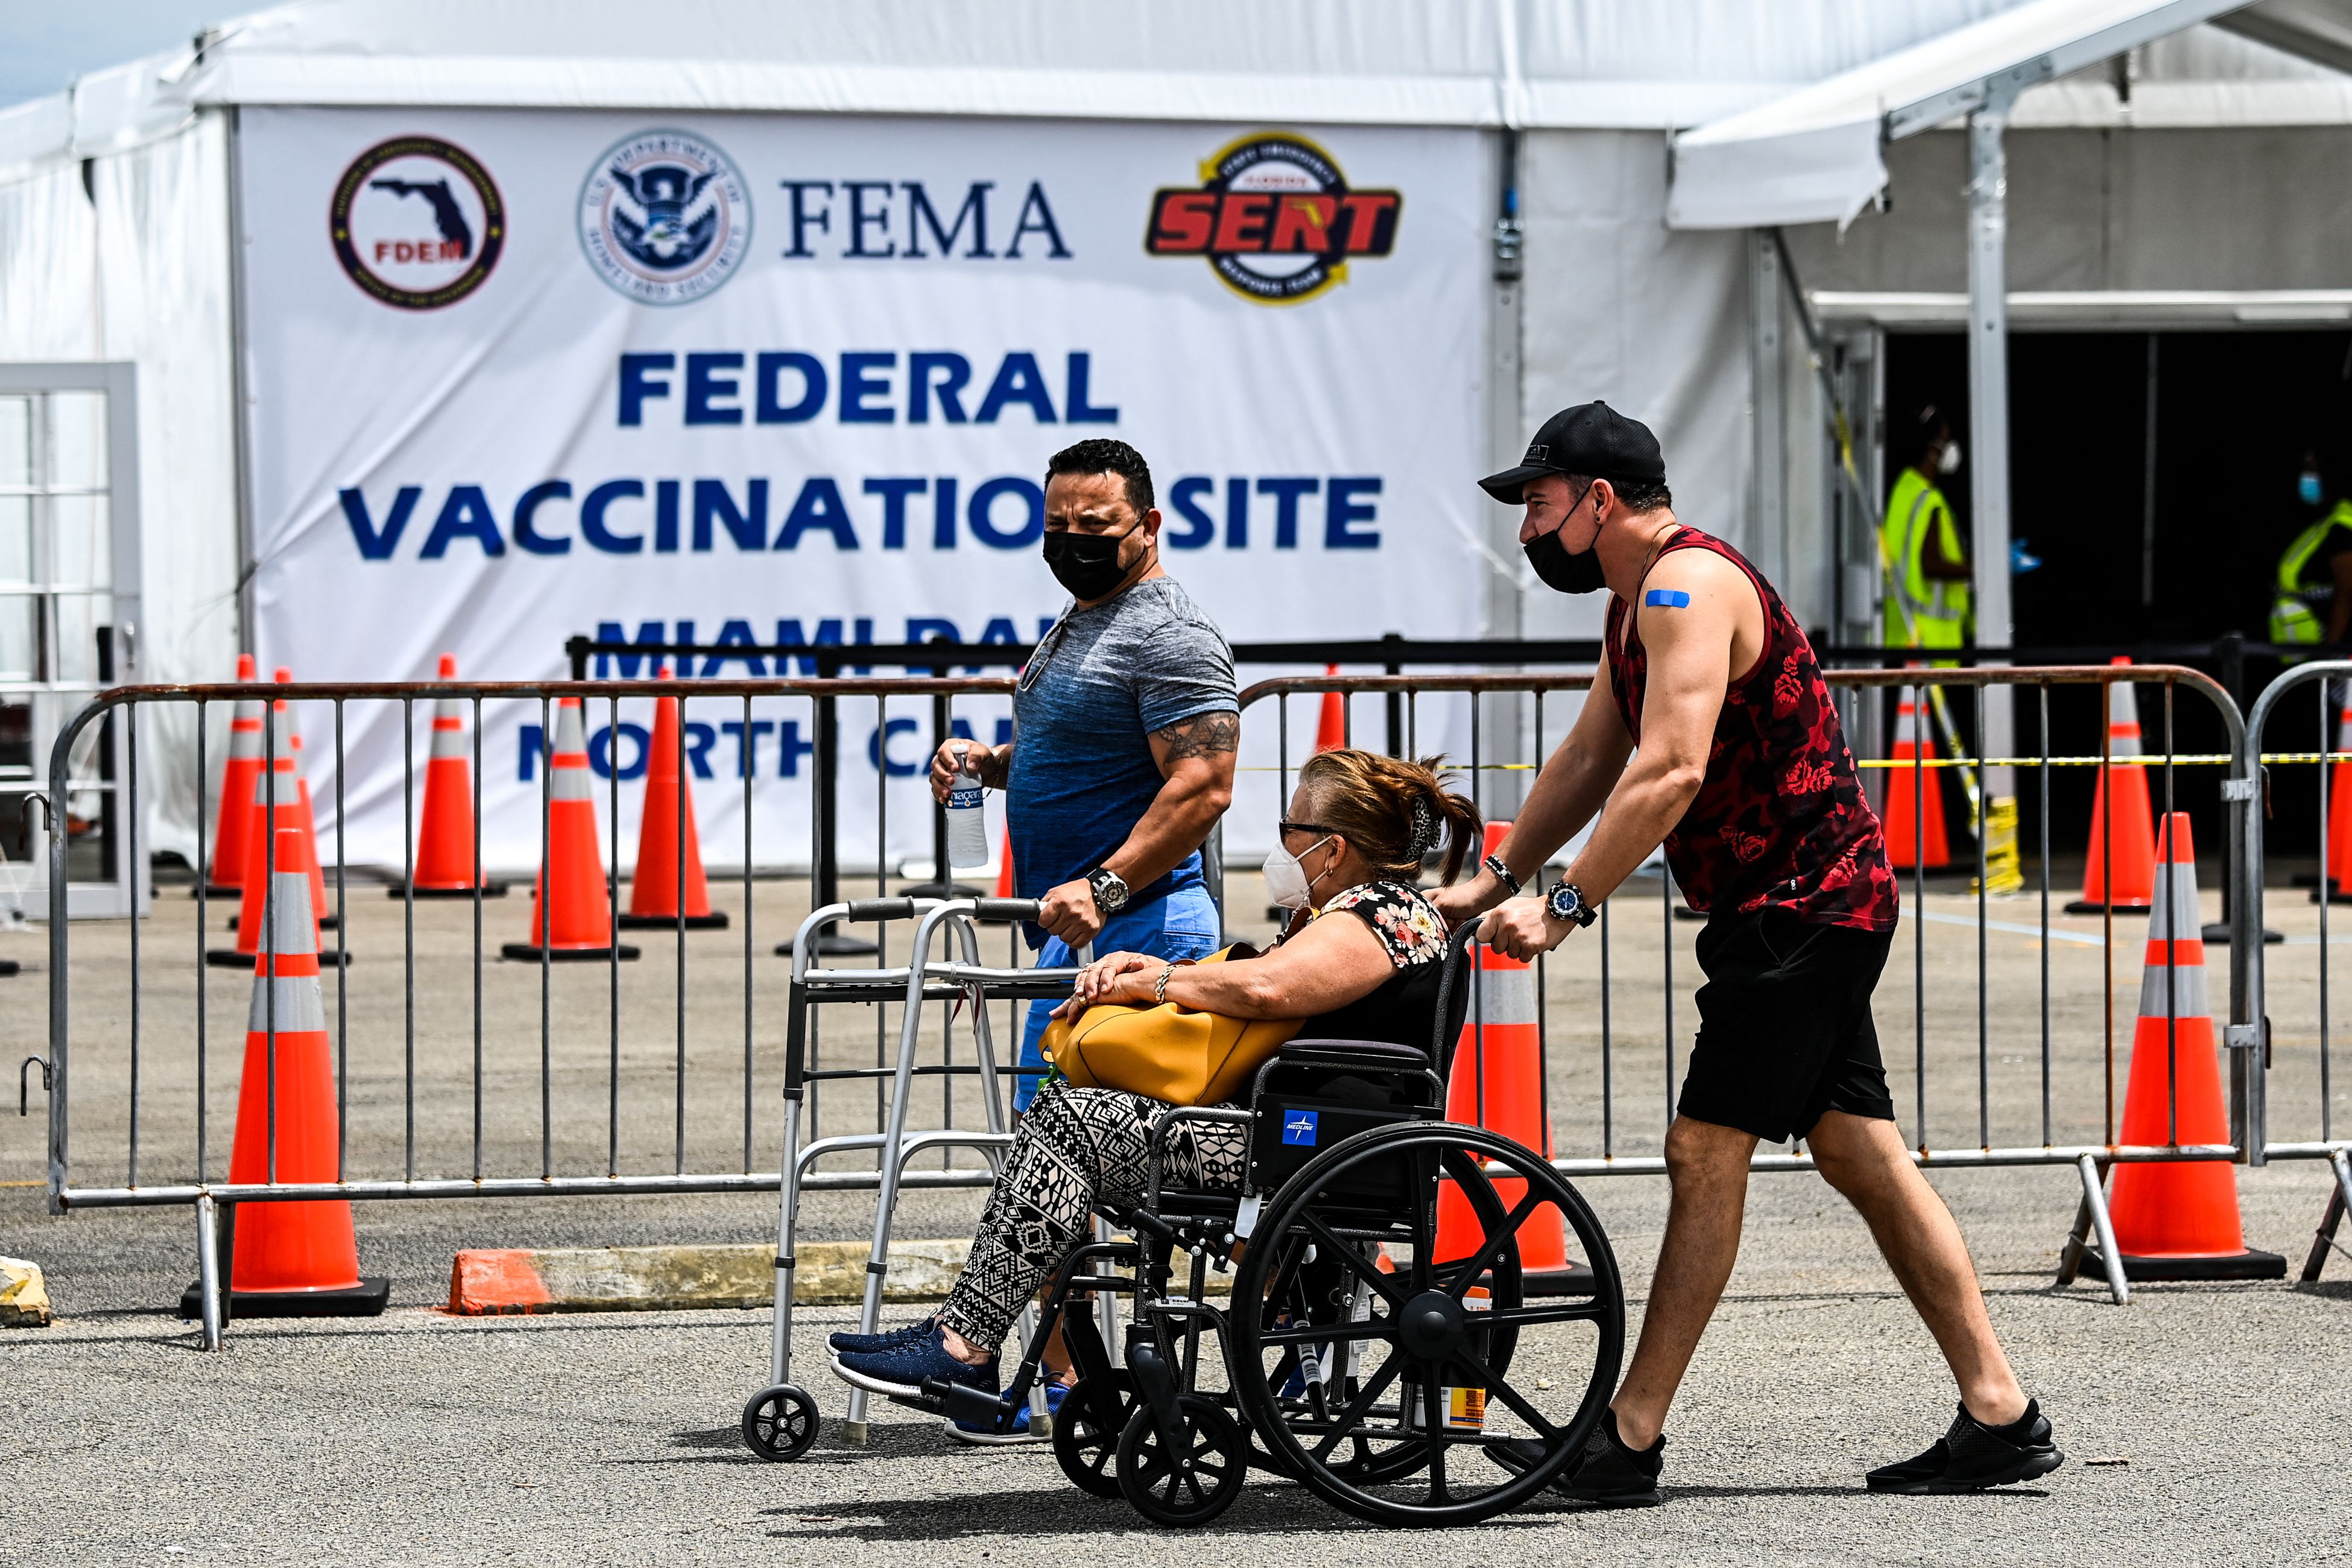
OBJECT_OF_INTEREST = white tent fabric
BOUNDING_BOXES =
[0,0,2038,180]
[0,119,240,865]
[1667,0,2278,229]
[1518,131,1752,643]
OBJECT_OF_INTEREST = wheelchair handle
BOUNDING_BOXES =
[1430,920,1484,1073]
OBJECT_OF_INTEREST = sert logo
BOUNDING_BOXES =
[1282,1110,1320,1147]
[578,129,752,305]
[329,136,505,311]
[1145,133,1400,305]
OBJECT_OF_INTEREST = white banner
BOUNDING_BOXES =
[238,107,1489,873]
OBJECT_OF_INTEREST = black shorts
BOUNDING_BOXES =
[1677,906,1897,1144]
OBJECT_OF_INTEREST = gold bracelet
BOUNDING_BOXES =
[1154,963,1175,1004]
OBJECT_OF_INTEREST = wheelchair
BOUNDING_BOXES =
[751,914,1627,1529]
[743,912,1627,1523]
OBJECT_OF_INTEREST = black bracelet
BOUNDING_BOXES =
[1482,853,1521,897]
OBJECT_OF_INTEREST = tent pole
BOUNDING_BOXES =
[1966,91,2018,804]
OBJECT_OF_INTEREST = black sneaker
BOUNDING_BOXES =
[827,1315,937,1356]
[829,1324,1000,1400]
[1867,1400,2064,1494]
[1491,1408,1664,1507]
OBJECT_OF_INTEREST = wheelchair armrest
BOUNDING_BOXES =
[1278,1038,1432,1070]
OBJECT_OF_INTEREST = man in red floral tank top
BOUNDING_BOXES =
[1435,403,2061,1504]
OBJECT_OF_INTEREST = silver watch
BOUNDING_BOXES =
[1087,867,1131,914]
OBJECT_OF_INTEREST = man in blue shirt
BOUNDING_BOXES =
[928,438,1238,1114]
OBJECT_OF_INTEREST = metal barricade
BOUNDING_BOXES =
[37,675,1044,1348]
[27,659,2289,1346]
[1230,664,2256,1304]
[2242,660,2352,1280]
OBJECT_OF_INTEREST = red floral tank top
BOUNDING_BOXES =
[1604,528,1898,932]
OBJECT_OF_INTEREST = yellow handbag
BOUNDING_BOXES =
[1038,944,1302,1106]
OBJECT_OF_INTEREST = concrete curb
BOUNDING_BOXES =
[443,1239,1239,1315]
[1,1256,52,1327]
[445,1239,971,1315]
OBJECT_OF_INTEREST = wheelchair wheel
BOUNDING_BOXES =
[1231,1122,1624,1528]
[1052,1373,1133,1499]
[740,1383,821,1462]
[1116,1394,1247,1528]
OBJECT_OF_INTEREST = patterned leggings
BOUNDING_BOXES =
[937,1083,1248,1348]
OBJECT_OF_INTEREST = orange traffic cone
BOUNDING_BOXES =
[391,653,507,899]
[995,829,1016,898]
[2316,684,2352,905]
[622,666,726,929]
[2091,814,2285,1281]
[1882,676,1950,870]
[1314,665,1346,754]
[274,668,335,925]
[209,707,346,969]
[1435,821,1584,1294]
[2067,658,2156,915]
[189,825,388,1317]
[504,697,639,963]
[202,654,263,897]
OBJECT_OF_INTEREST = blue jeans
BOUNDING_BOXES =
[1014,884,1223,1111]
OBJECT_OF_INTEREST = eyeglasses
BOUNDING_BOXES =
[1277,820,1341,839]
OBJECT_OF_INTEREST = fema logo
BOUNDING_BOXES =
[329,137,505,311]
[1281,1110,1320,1148]
[1146,133,1401,305]
[577,130,752,305]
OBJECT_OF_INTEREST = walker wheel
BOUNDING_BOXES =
[1052,1374,1133,1498]
[741,1383,821,1462]
[1115,1394,1246,1528]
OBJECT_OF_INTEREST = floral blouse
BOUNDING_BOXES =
[1314,880,1449,967]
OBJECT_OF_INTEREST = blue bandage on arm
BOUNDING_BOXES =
[1645,589,1691,608]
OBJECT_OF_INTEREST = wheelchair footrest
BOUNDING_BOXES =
[899,1377,1018,1433]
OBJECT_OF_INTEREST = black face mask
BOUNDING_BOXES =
[1043,522,1140,601]
[1522,482,1605,593]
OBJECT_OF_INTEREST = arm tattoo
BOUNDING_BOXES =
[1154,710,1239,761]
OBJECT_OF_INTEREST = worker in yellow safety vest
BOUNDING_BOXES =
[2270,449,2352,650]
[1882,405,1972,654]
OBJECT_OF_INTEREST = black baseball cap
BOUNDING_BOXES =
[1478,401,1667,504]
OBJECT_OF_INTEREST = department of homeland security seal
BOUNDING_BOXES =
[1145,133,1400,305]
[577,129,752,305]
[329,136,505,310]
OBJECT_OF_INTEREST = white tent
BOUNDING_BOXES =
[2,0,2347,876]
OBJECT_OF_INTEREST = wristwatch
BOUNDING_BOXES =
[1544,879,1598,929]
[1086,866,1131,915]
[1481,853,1522,896]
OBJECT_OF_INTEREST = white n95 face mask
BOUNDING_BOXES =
[1263,835,1334,910]
[1937,440,1963,476]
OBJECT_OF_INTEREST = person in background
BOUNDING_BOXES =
[897,435,1238,1441]
[1882,405,1971,657]
[2270,449,2352,649]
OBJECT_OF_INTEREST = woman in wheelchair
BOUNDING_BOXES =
[828,749,1481,1411]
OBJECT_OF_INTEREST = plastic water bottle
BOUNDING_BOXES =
[945,746,990,870]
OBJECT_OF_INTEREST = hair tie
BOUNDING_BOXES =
[1408,794,1437,859]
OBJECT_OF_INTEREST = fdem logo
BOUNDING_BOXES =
[329,136,505,311]
[1145,133,1400,305]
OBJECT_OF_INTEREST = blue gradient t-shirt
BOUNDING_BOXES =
[1008,577,1236,939]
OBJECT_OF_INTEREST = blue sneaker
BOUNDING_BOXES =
[827,1315,937,1356]
[948,1378,1071,1447]
[829,1324,999,1400]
